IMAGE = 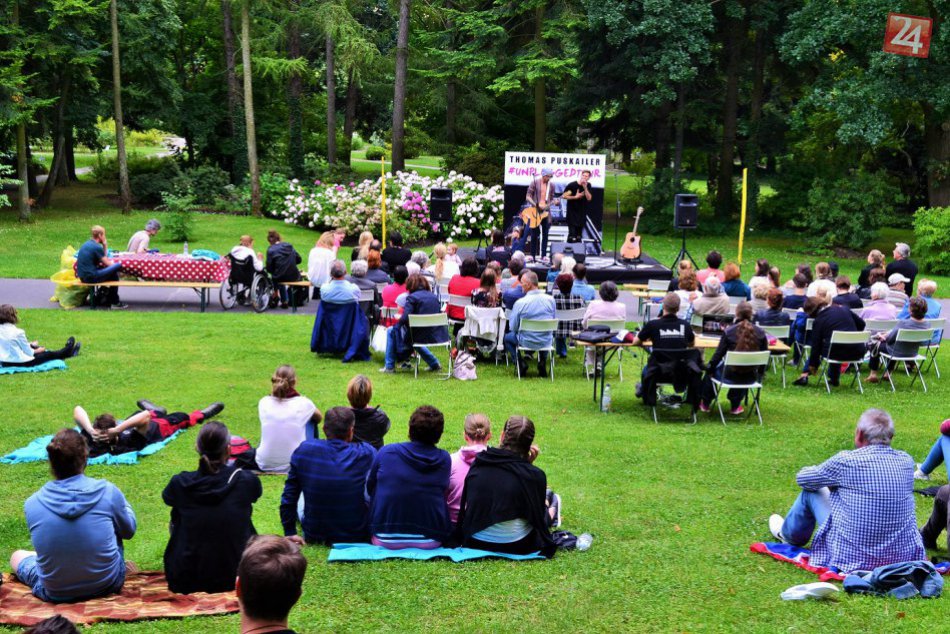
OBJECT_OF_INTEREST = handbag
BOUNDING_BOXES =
[371,325,389,353]
[574,325,615,344]
[453,350,477,380]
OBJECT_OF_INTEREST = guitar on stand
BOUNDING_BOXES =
[620,206,645,261]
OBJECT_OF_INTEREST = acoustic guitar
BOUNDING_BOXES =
[620,206,645,260]
[520,196,562,229]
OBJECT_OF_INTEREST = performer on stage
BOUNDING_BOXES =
[523,168,556,261]
[561,170,592,243]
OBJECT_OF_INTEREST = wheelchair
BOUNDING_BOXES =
[220,254,272,312]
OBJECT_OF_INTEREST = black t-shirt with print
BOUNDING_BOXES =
[637,314,695,350]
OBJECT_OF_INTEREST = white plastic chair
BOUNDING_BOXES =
[709,350,771,425]
[922,318,944,379]
[759,325,791,388]
[446,294,472,324]
[407,313,453,379]
[817,330,870,394]
[516,318,558,381]
[647,279,669,292]
[865,319,899,333]
[584,318,628,381]
[880,328,935,392]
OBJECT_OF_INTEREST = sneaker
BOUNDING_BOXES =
[110,302,129,310]
[71,341,82,357]
[769,514,787,543]
[792,376,808,387]
[546,490,562,529]
[698,401,710,413]
[136,399,167,417]
[635,382,644,398]
[379,367,395,373]
[730,406,745,415]
[425,364,443,372]
[915,465,931,481]
[200,402,225,419]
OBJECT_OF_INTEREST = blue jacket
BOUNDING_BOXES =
[721,279,751,300]
[398,290,447,345]
[502,285,526,310]
[366,441,451,542]
[24,475,136,602]
[311,301,371,362]
[572,280,596,302]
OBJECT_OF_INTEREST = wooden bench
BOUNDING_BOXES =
[277,280,313,313]
[54,278,221,312]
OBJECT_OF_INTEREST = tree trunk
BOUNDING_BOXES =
[445,1,457,145]
[110,0,132,212]
[391,0,411,172]
[343,69,358,165]
[37,77,70,209]
[286,14,305,177]
[654,100,672,172]
[924,105,950,207]
[532,4,545,151]
[672,85,687,183]
[65,126,77,182]
[16,122,30,220]
[744,28,767,222]
[324,34,337,166]
[25,141,38,199]
[221,0,247,183]
[715,10,744,217]
[241,0,261,216]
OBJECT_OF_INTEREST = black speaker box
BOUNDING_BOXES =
[674,193,699,229]
[430,188,453,223]
[549,242,587,264]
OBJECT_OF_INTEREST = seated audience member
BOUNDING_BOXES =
[411,250,435,283]
[23,615,79,634]
[502,269,528,310]
[793,293,866,387]
[445,414,491,525]
[380,265,408,326]
[126,219,161,253]
[74,400,223,458]
[162,422,262,594]
[913,418,950,481]
[899,279,940,319]
[768,409,924,574]
[545,252,564,289]
[699,301,768,415]
[504,271,557,378]
[553,274,586,359]
[674,270,700,318]
[748,258,770,290]
[581,281,627,369]
[631,293,695,398]
[485,260,503,281]
[0,305,79,367]
[858,249,886,293]
[754,288,791,326]
[690,276,731,317]
[235,535,307,634]
[508,225,527,254]
[749,282,769,313]
[865,296,931,384]
[501,258,524,293]
[886,241,918,291]
[320,260,360,304]
[806,262,836,298]
[346,259,377,292]
[858,266,887,300]
[266,230,303,309]
[472,269,501,308]
[346,374,390,449]
[76,225,126,309]
[351,231,374,262]
[571,263,596,302]
[667,260,694,292]
[860,282,898,321]
[459,416,557,558]
[11,429,136,603]
[381,231,412,272]
[887,273,911,310]
[832,276,863,309]
[696,250,725,286]
[784,263,813,295]
[381,274,447,373]
[783,273,808,310]
[433,242,461,281]
[447,257,482,320]
[230,235,264,272]
[237,365,321,473]
[446,242,463,266]
[366,250,391,285]
[487,230,509,268]
[768,266,781,289]
[366,406,452,549]
[281,407,376,545]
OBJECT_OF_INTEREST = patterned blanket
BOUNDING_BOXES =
[750,542,950,581]
[0,571,238,626]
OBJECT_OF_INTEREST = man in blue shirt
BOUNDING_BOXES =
[281,407,376,545]
[502,270,527,310]
[319,260,360,304]
[75,225,126,309]
[504,271,556,377]
[571,263,596,302]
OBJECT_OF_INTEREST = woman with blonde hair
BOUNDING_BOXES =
[445,414,491,524]
[432,242,460,281]
[351,231,374,262]
[308,231,339,292]
[346,374,391,449]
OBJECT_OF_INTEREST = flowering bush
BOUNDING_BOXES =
[273,170,503,243]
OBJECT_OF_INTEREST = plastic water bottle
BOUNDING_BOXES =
[601,384,611,413]
[183,241,189,256]
[576,533,594,551]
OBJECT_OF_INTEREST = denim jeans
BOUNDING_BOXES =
[780,487,831,547]
[82,262,123,306]
[921,435,950,476]
[505,331,549,368]
[384,327,439,370]
[555,337,568,357]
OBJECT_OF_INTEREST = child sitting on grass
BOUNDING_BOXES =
[445,414,492,525]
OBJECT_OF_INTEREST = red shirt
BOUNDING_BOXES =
[447,275,480,320]
[381,283,406,326]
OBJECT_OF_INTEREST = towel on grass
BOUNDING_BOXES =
[1,430,185,466]
[0,360,66,376]
[0,571,238,626]
[750,542,950,581]
[328,543,545,563]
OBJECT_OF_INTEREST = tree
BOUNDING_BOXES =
[221,0,248,182]
[239,0,261,215]
[391,0,411,171]
[110,0,131,212]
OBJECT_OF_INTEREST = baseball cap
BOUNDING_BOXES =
[895,242,910,257]
[888,273,910,285]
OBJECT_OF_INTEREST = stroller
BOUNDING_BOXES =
[220,254,273,312]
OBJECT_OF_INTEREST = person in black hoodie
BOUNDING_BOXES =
[699,302,769,415]
[793,294,866,387]
[266,230,303,309]
[346,374,390,449]
[162,422,262,594]
[381,231,412,272]
[832,275,863,310]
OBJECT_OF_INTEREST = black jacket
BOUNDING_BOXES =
[833,292,864,310]
[807,305,866,370]
[162,465,262,594]
[352,406,391,450]
[266,242,302,283]
[708,321,769,370]
[382,246,412,271]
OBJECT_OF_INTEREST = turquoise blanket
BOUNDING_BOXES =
[1,429,185,466]
[327,543,545,563]
[0,360,66,375]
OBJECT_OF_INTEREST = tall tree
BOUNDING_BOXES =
[286,0,306,177]
[391,0,411,171]
[110,0,131,212]
[714,0,746,218]
[221,0,248,182]
[239,0,261,215]
[325,32,337,165]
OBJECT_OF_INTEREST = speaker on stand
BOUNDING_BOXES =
[430,188,453,223]
[671,193,698,270]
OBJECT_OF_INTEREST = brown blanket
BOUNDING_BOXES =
[0,571,239,626]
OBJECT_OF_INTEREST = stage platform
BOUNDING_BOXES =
[457,248,671,285]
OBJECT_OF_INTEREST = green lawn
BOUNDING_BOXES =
[32,147,167,176]
[0,307,946,632]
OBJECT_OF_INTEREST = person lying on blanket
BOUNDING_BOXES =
[74,399,224,458]
[767,408,925,574]
[11,429,137,603]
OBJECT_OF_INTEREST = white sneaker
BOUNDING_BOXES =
[915,464,931,481]
[769,514,787,543]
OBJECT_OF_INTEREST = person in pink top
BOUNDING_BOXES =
[445,414,492,525]
[696,250,726,287]
[380,265,408,326]
[859,283,898,321]
[581,281,627,367]
[446,257,482,321]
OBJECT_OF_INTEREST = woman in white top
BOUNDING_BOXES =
[229,235,264,272]
[307,232,338,288]
[432,243,460,282]
[806,261,836,298]
[249,365,322,473]
[747,258,770,290]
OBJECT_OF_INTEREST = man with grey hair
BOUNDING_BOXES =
[503,270,556,377]
[886,242,918,291]
[410,251,434,282]
[319,260,359,304]
[899,278,941,321]
[347,259,380,322]
[768,409,925,574]
[690,276,730,317]
[126,219,161,253]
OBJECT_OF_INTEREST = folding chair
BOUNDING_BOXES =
[642,302,663,322]
[437,282,450,302]
[648,349,702,424]
[516,318,558,381]
[759,325,791,388]
[816,330,870,394]
[379,305,400,325]
[782,307,800,321]
[584,318,629,380]
[793,318,814,365]
[709,350,771,425]
[647,279,669,293]
[555,304,587,360]
[865,319,899,334]
[880,328,935,393]
[446,294,471,326]
[922,318,944,379]
[407,313,453,379]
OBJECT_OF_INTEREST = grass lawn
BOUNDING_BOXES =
[32,147,167,176]
[0,306,947,632]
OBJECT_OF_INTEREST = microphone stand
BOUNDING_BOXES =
[612,172,621,265]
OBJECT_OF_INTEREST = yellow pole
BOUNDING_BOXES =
[381,157,387,248]
[738,167,748,265]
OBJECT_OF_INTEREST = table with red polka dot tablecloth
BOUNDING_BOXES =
[113,254,231,283]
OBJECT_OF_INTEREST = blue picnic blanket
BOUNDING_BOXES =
[0,360,66,375]
[327,543,545,563]
[1,429,186,466]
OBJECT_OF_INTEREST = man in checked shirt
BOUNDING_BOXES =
[768,409,925,574]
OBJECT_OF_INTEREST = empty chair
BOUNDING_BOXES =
[647,279,669,293]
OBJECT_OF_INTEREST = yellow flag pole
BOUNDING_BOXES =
[738,167,748,265]
[381,157,387,249]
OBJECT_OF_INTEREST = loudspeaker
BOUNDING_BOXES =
[550,242,587,264]
[430,188,453,223]
[674,193,699,229]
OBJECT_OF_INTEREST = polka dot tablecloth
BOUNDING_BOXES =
[114,254,231,283]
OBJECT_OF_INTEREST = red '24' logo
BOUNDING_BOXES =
[883,13,933,58]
